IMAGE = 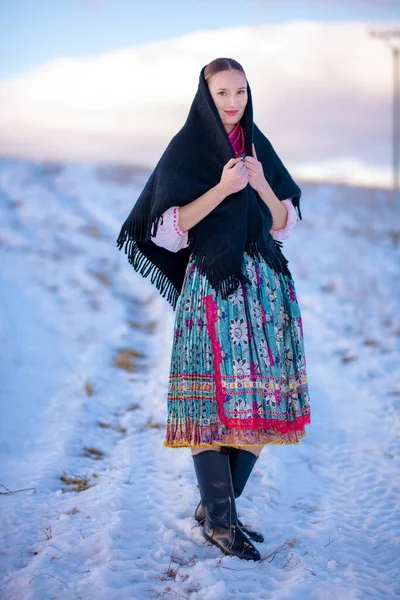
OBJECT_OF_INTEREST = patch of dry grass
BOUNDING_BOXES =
[114,402,141,417]
[142,418,162,429]
[84,380,94,396]
[80,446,104,460]
[60,471,94,493]
[127,319,158,333]
[65,507,80,515]
[97,420,126,434]
[112,348,146,373]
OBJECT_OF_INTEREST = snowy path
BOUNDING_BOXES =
[0,278,69,484]
[0,161,399,599]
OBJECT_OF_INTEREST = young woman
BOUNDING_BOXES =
[117,57,310,562]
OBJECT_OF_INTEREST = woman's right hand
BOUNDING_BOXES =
[219,157,249,197]
[179,158,248,232]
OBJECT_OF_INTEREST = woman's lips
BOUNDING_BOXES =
[225,110,238,115]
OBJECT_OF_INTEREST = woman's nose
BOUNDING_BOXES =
[227,97,238,108]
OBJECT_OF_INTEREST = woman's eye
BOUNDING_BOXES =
[217,90,246,96]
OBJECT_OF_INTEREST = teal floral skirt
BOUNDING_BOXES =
[163,252,310,448]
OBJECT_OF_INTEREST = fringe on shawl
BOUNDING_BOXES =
[246,237,293,280]
[116,215,294,310]
[116,217,179,310]
[186,230,293,301]
[116,213,164,246]
[291,195,302,221]
[188,249,250,300]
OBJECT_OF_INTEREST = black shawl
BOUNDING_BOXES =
[116,64,302,310]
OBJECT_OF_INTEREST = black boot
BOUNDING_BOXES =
[192,450,261,561]
[194,447,264,543]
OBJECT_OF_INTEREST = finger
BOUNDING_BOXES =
[234,160,247,171]
[252,143,258,160]
[226,158,242,169]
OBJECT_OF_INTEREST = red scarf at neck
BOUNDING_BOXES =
[228,121,246,157]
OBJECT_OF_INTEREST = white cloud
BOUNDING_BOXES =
[0,20,395,186]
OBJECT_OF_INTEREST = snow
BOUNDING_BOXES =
[0,159,399,599]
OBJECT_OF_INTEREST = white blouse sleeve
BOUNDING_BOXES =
[151,206,189,253]
[270,198,297,241]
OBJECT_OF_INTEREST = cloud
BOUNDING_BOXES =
[0,20,394,186]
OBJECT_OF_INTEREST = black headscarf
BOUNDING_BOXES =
[116,64,302,310]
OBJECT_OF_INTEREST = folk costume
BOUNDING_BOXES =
[116,65,311,450]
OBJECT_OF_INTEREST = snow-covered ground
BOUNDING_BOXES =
[0,159,399,599]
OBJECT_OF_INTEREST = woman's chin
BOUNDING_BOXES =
[222,118,240,132]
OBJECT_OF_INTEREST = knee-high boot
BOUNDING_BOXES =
[194,447,264,543]
[192,449,261,561]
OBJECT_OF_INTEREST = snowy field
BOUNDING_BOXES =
[0,159,399,600]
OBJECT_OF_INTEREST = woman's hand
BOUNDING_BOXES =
[219,157,249,197]
[244,144,269,195]
[245,143,289,228]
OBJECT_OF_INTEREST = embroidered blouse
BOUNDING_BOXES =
[151,199,296,252]
[151,121,298,253]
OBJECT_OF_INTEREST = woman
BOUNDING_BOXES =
[117,58,310,562]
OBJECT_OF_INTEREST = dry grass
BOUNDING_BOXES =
[339,348,358,363]
[42,525,52,540]
[65,507,80,515]
[60,471,94,493]
[114,402,141,417]
[127,319,158,333]
[142,418,162,429]
[112,348,146,373]
[0,483,36,495]
[80,446,104,460]
[97,420,126,434]
[84,380,94,396]
[91,271,111,287]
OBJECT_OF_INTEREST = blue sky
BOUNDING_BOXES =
[0,0,399,78]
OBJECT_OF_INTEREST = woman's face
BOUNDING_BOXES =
[207,69,248,134]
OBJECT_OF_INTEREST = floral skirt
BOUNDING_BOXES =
[163,252,311,449]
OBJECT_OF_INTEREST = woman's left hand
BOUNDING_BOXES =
[243,143,269,194]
